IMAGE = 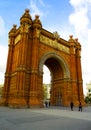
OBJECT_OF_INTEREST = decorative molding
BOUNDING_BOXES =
[39,52,70,79]
[36,28,41,38]
[53,31,60,39]
[15,34,21,44]
[40,34,69,53]
[20,24,30,34]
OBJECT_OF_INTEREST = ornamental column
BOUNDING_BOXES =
[1,25,16,106]
[69,35,78,106]
[8,9,32,107]
[75,38,85,105]
[29,15,42,107]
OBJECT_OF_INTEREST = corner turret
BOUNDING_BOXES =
[20,9,32,25]
[33,15,42,29]
[9,24,17,38]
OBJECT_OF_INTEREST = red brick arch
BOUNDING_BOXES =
[39,52,70,106]
[39,52,70,78]
[0,9,85,108]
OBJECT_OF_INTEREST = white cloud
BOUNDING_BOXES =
[0,16,7,84]
[69,0,91,35]
[39,0,45,7]
[69,0,91,95]
[70,0,85,7]
[0,45,8,84]
[29,0,49,18]
[29,0,44,17]
[69,7,89,34]
[81,28,91,95]
[70,0,91,7]
[0,16,5,36]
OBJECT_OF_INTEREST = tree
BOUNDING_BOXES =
[85,96,91,104]
[43,84,47,100]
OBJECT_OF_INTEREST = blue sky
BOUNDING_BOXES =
[0,0,91,95]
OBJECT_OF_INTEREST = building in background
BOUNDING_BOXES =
[0,84,3,99]
[86,81,91,97]
[43,84,51,101]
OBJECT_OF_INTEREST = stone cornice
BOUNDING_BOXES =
[41,28,69,47]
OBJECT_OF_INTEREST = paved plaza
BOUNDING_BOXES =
[0,106,91,130]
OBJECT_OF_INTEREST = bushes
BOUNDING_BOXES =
[85,96,91,104]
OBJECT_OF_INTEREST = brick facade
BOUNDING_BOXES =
[1,9,85,108]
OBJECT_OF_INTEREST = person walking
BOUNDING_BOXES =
[79,102,82,112]
[45,101,48,108]
[70,102,74,111]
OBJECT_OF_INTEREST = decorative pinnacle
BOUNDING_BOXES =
[25,9,30,14]
[35,14,39,19]
[69,35,73,39]
[13,24,17,29]
[75,38,78,42]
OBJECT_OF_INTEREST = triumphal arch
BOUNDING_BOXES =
[1,9,85,108]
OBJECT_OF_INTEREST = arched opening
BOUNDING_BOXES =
[39,52,70,107]
[44,57,64,106]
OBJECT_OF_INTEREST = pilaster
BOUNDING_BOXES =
[1,25,16,106]
[75,38,85,105]
[8,9,32,107]
[29,15,42,107]
[69,35,78,105]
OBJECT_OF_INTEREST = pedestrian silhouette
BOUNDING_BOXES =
[45,101,48,108]
[70,102,74,111]
[79,102,82,112]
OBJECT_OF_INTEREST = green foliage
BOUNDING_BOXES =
[43,84,47,100]
[85,96,91,104]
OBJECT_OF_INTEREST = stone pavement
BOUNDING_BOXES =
[0,106,91,130]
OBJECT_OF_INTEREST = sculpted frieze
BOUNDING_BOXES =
[40,35,69,53]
